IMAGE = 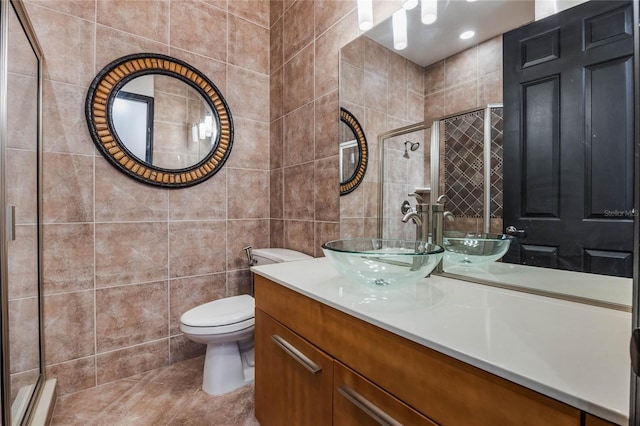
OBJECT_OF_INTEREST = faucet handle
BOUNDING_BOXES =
[408,192,425,203]
[401,200,412,215]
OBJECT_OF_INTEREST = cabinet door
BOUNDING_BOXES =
[255,309,333,426]
[334,361,438,426]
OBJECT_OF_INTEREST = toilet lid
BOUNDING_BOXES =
[181,295,255,327]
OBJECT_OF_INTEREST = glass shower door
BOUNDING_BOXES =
[2,0,44,424]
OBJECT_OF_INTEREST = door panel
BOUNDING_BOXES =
[584,249,633,276]
[522,76,560,218]
[520,244,559,268]
[584,3,633,50]
[585,56,634,218]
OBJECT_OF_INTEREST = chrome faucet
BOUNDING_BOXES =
[402,192,453,274]
[402,189,431,243]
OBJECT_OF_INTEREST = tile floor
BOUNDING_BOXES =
[50,356,259,425]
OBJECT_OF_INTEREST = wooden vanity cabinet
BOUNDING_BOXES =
[254,275,594,426]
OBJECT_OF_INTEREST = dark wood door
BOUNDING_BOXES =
[503,0,634,277]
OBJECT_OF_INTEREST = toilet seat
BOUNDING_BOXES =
[180,294,255,335]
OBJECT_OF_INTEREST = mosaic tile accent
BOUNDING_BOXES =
[444,111,485,218]
[490,108,504,218]
[443,107,504,221]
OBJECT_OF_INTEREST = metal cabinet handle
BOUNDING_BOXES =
[338,384,403,426]
[271,335,322,374]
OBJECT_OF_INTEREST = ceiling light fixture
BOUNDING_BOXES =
[421,0,437,25]
[357,0,374,31]
[392,9,408,50]
[402,0,418,10]
[460,30,475,40]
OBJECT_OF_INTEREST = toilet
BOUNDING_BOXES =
[180,248,312,395]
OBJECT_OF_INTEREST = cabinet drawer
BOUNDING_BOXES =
[255,309,333,426]
[255,276,582,426]
[585,414,617,426]
[334,361,438,426]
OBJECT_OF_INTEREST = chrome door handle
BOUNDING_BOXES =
[271,335,322,374]
[6,206,15,241]
[505,225,525,237]
[338,384,403,426]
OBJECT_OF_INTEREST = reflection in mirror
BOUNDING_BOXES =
[342,0,634,309]
[112,75,218,170]
[86,53,233,188]
[381,127,429,241]
[113,90,154,163]
[339,108,368,195]
[339,122,358,183]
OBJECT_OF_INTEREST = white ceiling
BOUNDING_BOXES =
[365,0,535,67]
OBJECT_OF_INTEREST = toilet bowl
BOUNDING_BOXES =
[180,248,312,396]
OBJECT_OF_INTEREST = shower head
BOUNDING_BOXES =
[403,141,420,158]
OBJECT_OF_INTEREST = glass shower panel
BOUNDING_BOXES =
[6,2,41,423]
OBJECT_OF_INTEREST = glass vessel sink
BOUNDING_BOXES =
[443,232,513,266]
[322,239,444,287]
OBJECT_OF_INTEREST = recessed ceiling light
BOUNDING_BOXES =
[466,0,477,2]
[460,30,475,40]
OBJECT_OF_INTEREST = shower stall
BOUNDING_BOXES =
[379,104,504,241]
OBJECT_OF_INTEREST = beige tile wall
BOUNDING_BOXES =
[25,0,270,396]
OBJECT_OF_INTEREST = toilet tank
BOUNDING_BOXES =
[251,248,312,266]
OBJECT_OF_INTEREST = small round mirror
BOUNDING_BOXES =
[86,53,233,188]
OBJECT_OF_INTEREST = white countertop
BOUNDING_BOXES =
[252,257,631,425]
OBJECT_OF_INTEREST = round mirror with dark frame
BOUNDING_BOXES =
[86,53,233,188]
[339,107,368,195]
